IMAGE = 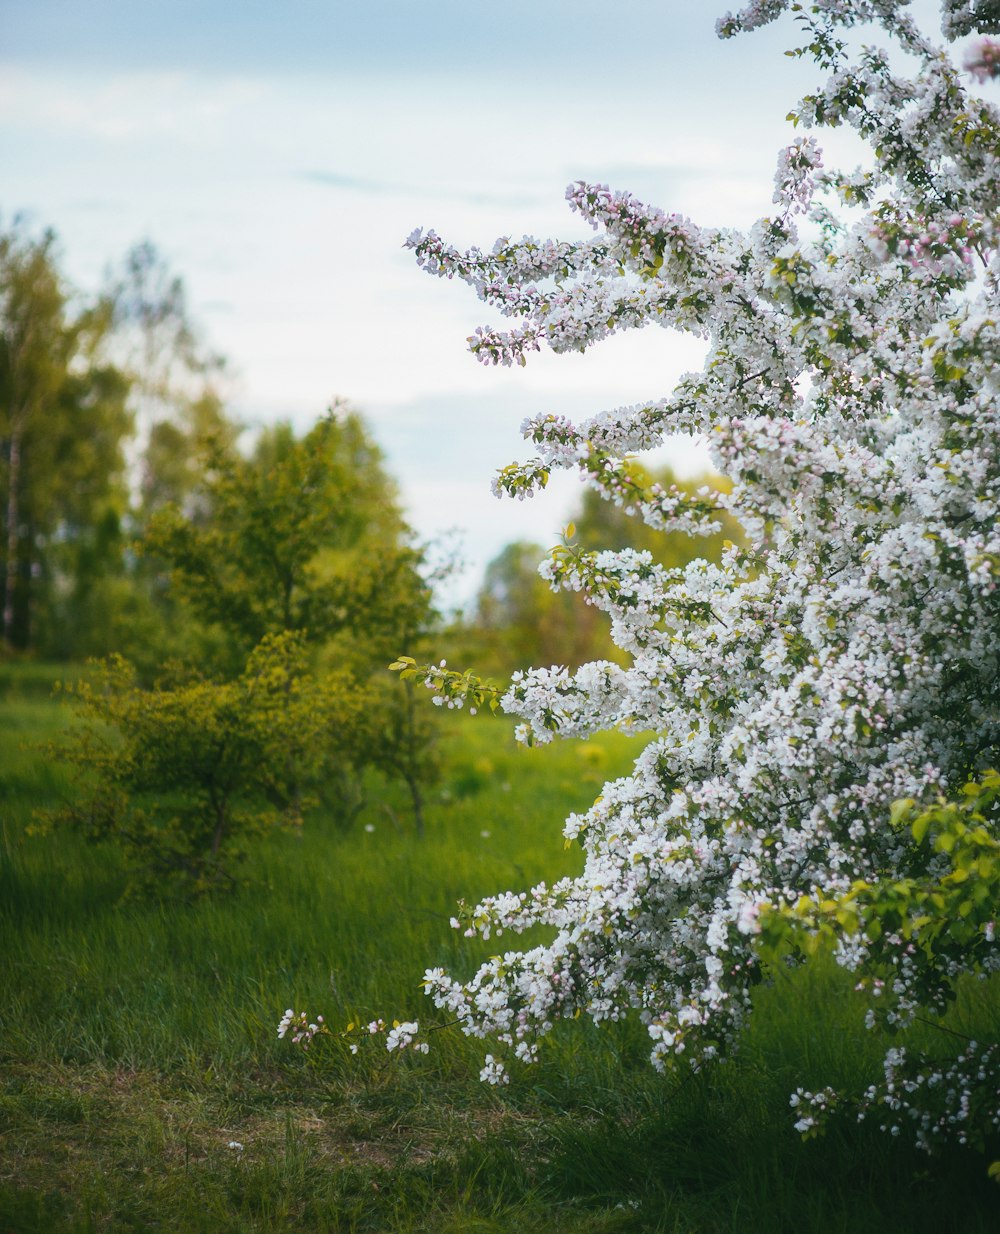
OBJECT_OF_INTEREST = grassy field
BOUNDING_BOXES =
[1,665,998,1233]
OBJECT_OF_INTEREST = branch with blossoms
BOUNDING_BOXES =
[405,226,611,292]
[277,1009,433,1057]
[790,1041,1000,1154]
[493,447,726,540]
[753,774,1000,1148]
[388,656,505,716]
[755,772,1000,1021]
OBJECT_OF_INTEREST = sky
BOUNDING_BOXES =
[0,0,959,606]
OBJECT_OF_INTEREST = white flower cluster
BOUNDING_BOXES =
[277,1008,327,1049]
[276,1009,430,1057]
[385,1019,429,1053]
[479,1054,510,1085]
[407,0,1000,1149]
[789,1041,1000,1150]
[773,137,824,214]
[789,1086,840,1137]
[862,1041,1000,1149]
[943,0,1000,40]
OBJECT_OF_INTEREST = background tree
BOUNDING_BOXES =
[86,241,246,669]
[144,409,425,657]
[471,539,594,672]
[0,221,132,653]
[105,240,236,518]
[144,408,441,829]
[0,228,237,662]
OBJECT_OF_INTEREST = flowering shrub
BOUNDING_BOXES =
[287,0,1000,1151]
[761,772,1000,1149]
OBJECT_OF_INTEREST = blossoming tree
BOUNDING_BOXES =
[294,0,1000,1150]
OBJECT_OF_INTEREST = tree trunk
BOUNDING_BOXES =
[3,427,21,648]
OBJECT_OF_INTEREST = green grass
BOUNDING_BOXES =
[1,666,998,1232]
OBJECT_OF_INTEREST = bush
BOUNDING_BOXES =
[43,632,360,894]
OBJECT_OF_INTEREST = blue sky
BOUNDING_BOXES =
[0,0,955,603]
[3,1,742,74]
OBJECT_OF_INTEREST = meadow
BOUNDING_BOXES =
[1,665,998,1233]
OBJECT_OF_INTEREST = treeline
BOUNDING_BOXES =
[2,220,442,888]
[0,225,232,660]
[0,219,441,661]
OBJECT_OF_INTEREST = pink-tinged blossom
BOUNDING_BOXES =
[385,1020,428,1053]
[964,37,1000,81]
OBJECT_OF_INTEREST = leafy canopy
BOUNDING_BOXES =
[144,409,430,669]
[0,221,132,652]
[143,409,441,832]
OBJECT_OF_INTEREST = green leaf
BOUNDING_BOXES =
[911,811,930,845]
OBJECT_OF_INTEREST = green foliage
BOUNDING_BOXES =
[470,538,613,673]
[758,772,1000,1004]
[391,657,504,713]
[755,773,1000,1152]
[4,689,1000,1232]
[0,226,244,663]
[0,220,132,653]
[41,632,358,895]
[144,409,428,666]
[141,409,441,832]
[105,239,236,519]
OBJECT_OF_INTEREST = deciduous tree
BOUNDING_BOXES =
[0,222,131,652]
[145,410,441,829]
[106,240,235,517]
